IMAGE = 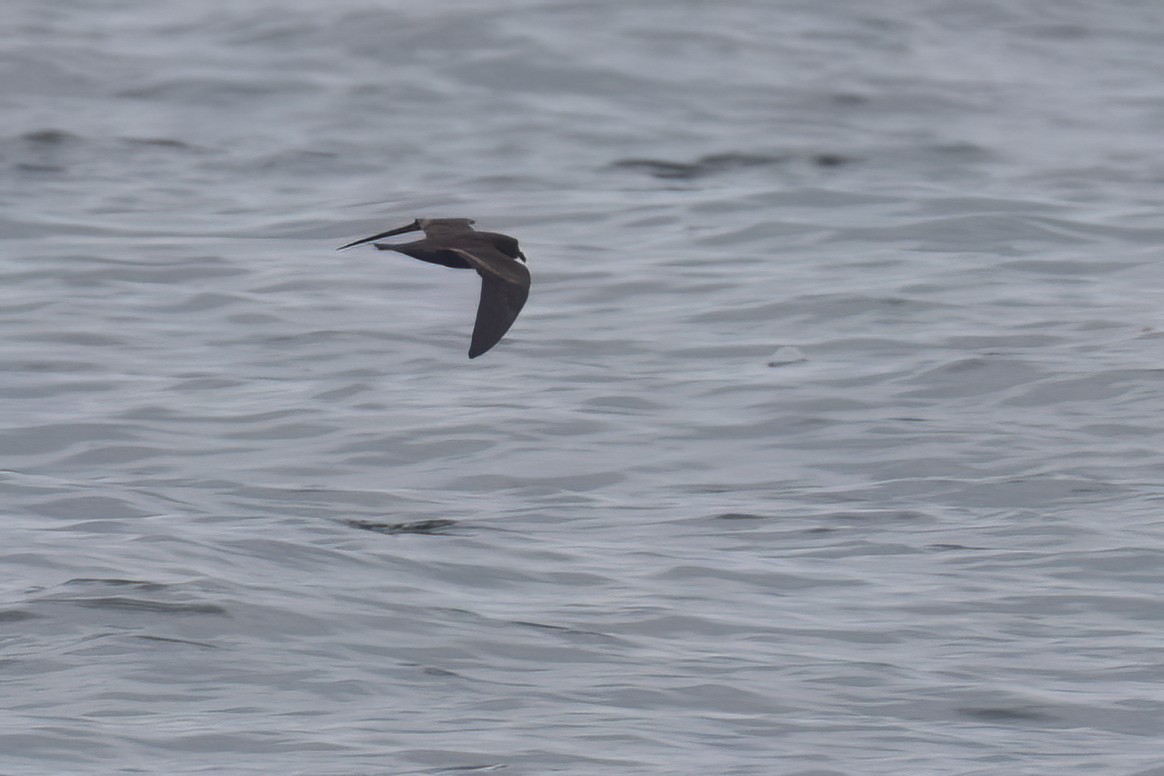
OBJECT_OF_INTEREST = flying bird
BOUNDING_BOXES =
[338,218,530,359]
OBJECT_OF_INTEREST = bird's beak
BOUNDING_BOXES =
[336,219,421,251]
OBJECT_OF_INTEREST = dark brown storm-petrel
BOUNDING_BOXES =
[338,218,530,359]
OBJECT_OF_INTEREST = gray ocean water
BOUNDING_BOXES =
[4,1,1164,774]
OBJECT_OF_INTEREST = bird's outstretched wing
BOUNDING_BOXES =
[448,248,531,359]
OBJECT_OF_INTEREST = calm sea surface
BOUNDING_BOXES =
[4,1,1164,774]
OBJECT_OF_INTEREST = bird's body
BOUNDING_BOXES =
[338,218,530,359]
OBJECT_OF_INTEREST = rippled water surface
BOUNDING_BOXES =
[4,1,1164,774]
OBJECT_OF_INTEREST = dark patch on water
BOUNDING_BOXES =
[959,706,1058,723]
[120,136,195,150]
[21,129,80,145]
[611,151,859,179]
[612,152,786,179]
[812,152,852,167]
[831,92,870,106]
[345,518,459,535]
